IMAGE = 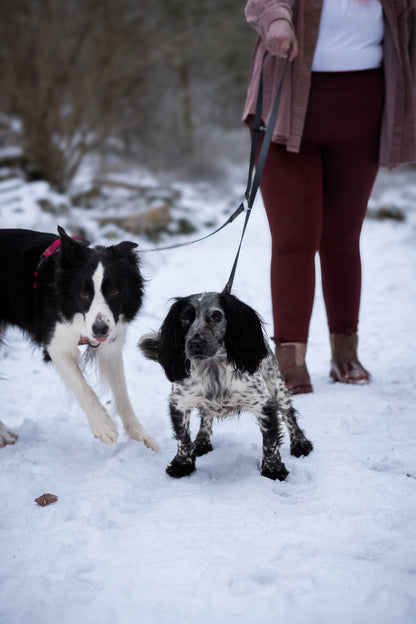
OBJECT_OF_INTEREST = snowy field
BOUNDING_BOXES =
[0,163,416,624]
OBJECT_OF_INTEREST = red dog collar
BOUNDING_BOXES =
[33,236,82,289]
[33,235,95,349]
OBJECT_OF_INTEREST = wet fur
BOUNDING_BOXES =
[139,292,312,480]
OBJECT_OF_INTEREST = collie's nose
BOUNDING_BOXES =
[92,319,109,339]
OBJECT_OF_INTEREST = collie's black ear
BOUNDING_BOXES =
[57,225,70,240]
[112,241,138,256]
[220,293,268,374]
[110,241,139,270]
[158,299,190,382]
[57,226,90,264]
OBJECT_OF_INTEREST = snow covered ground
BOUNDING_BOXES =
[0,163,416,624]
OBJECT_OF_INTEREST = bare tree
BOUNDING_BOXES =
[0,0,156,191]
[0,0,255,190]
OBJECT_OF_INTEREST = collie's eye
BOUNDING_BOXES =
[79,292,91,301]
[211,310,223,323]
[109,289,120,298]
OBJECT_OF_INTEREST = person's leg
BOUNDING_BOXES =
[255,134,323,393]
[258,139,323,343]
[317,69,384,382]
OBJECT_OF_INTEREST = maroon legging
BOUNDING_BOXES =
[255,68,384,342]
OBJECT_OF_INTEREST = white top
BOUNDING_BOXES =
[312,0,384,72]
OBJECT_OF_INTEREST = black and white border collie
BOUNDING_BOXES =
[139,292,312,480]
[0,226,158,451]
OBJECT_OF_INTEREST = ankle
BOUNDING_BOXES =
[330,332,359,364]
[273,340,313,395]
[329,332,371,384]
[275,341,307,366]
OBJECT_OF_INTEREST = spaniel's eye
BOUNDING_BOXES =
[211,310,223,323]
[109,289,120,298]
[180,306,195,327]
[180,314,192,326]
[79,292,91,302]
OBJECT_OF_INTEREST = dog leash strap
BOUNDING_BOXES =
[223,206,252,296]
[142,51,288,259]
[223,51,289,294]
[141,202,245,253]
[244,52,266,201]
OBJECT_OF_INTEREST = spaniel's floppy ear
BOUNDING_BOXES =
[158,299,190,382]
[220,293,268,374]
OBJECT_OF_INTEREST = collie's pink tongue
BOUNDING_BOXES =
[78,336,108,346]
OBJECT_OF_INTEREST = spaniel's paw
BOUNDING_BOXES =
[290,436,313,458]
[166,455,196,478]
[194,437,213,457]
[261,458,289,481]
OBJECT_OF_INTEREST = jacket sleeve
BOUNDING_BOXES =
[245,0,295,40]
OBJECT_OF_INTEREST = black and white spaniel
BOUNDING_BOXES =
[139,291,313,480]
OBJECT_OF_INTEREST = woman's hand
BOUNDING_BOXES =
[265,19,298,61]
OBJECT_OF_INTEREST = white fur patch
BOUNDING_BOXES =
[84,263,115,339]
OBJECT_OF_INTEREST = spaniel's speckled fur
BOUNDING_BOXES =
[139,292,313,480]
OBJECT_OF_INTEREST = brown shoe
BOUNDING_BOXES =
[274,341,313,395]
[329,333,371,385]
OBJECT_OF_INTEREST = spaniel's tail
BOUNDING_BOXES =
[138,332,160,362]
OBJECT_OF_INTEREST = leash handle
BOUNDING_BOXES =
[223,51,289,295]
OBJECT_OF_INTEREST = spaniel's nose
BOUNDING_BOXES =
[188,337,205,352]
[187,332,209,357]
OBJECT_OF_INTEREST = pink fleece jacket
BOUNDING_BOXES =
[243,0,416,167]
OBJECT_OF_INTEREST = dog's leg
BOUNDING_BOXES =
[256,399,289,481]
[194,411,214,456]
[48,331,118,444]
[97,340,158,452]
[281,406,313,457]
[166,404,195,477]
[264,356,313,458]
[0,420,18,447]
[51,350,118,443]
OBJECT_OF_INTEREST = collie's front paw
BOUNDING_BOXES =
[124,420,159,452]
[89,412,118,444]
[142,433,159,452]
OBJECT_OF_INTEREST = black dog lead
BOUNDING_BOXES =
[223,51,290,295]
[141,51,289,285]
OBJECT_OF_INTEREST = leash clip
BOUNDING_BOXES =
[241,196,253,214]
